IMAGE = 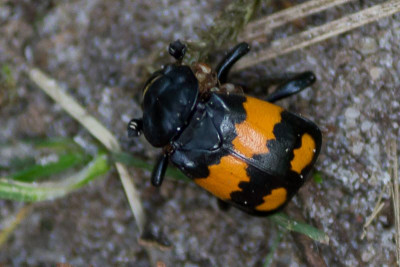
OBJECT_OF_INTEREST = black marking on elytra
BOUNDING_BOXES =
[230,165,275,208]
[229,165,292,216]
[170,94,321,215]
[170,93,246,179]
[229,110,322,214]
[278,111,322,179]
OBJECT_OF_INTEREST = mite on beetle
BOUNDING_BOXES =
[128,40,321,216]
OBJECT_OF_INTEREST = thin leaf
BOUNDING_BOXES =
[112,152,189,182]
[313,172,323,184]
[30,137,84,152]
[263,230,284,267]
[29,68,146,233]
[1,63,15,87]
[0,157,36,172]
[0,205,32,248]
[243,0,355,41]
[236,0,400,70]
[11,153,89,182]
[269,213,329,244]
[0,154,110,202]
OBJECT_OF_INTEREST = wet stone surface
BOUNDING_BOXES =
[0,0,399,266]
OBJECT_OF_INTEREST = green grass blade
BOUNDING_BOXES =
[269,213,329,244]
[10,153,89,182]
[0,205,32,248]
[313,171,323,184]
[6,157,36,171]
[112,152,153,170]
[0,154,110,202]
[30,137,84,152]
[0,156,36,172]
[112,152,189,182]
[263,230,283,267]
[29,68,146,233]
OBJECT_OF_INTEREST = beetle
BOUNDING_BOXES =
[128,40,322,216]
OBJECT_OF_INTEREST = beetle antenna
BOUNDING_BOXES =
[168,40,186,63]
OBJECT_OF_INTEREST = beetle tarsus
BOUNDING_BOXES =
[216,42,250,83]
[169,40,187,62]
[266,71,316,103]
[128,118,143,137]
[151,154,169,187]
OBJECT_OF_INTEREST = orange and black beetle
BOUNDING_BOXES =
[128,40,322,216]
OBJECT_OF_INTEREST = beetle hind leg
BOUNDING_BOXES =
[266,71,316,103]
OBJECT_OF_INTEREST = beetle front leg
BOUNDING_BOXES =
[127,118,143,137]
[216,42,250,83]
[266,71,316,103]
[151,153,169,187]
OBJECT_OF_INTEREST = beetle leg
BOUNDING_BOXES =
[151,154,169,187]
[216,42,250,83]
[265,71,316,103]
[217,199,231,211]
[168,40,186,62]
[127,118,143,137]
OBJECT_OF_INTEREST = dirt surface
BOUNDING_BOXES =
[0,0,399,266]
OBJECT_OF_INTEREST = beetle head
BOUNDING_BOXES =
[141,64,199,147]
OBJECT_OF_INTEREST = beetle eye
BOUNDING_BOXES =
[143,75,162,97]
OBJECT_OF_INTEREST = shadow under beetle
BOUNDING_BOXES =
[128,41,322,216]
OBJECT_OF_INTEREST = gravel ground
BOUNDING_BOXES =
[0,0,399,266]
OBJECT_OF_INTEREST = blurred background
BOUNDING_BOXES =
[0,0,399,266]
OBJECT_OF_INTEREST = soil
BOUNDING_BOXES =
[0,0,399,266]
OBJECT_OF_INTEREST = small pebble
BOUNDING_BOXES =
[369,67,383,81]
[345,107,360,119]
[359,37,378,55]
[361,121,372,132]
